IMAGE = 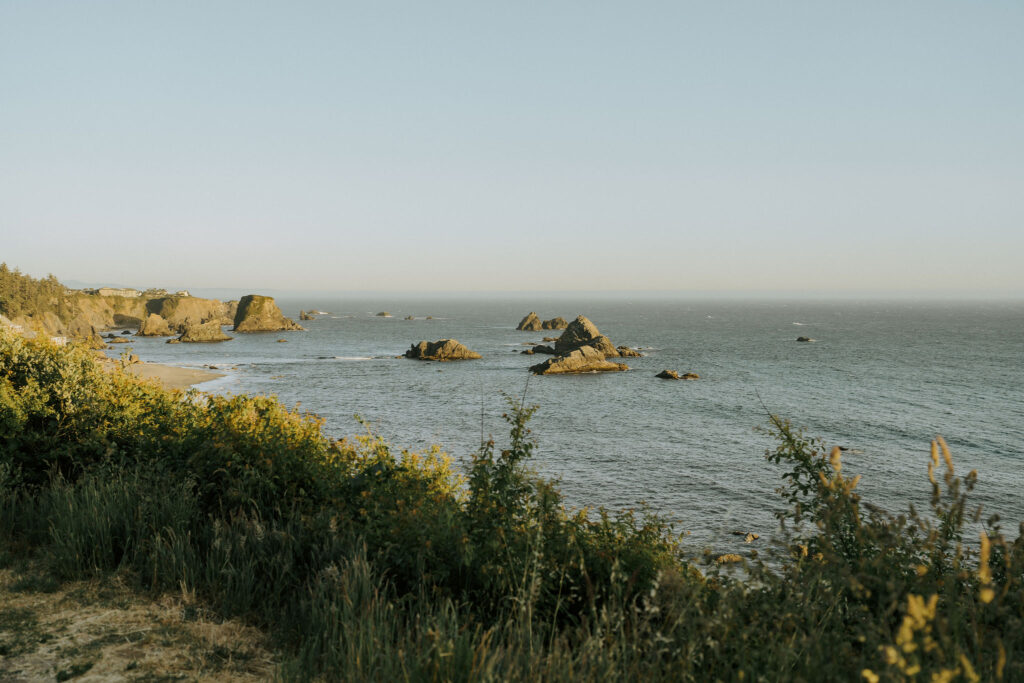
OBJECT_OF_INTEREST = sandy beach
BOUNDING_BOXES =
[113,360,225,390]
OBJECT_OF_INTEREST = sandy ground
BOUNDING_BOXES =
[122,362,225,390]
[0,567,276,681]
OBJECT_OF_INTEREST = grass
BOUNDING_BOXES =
[1,327,1023,680]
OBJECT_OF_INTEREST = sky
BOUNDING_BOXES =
[1,1,1022,294]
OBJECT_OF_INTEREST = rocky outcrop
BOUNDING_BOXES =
[530,344,557,355]
[517,312,543,331]
[796,336,814,342]
[178,322,232,343]
[233,295,304,332]
[530,346,629,375]
[518,313,569,331]
[656,370,698,380]
[299,310,315,321]
[553,316,624,358]
[404,339,481,361]
[376,312,391,317]
[616,346,643,357]
[137,313,173,337]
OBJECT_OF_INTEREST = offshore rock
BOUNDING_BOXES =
[656,369,699,380]
[137,313,173,337]
[233,295,304,332]
[796,336,814,342]
[405,339,482,361]
[553,316,622,358]
[541,316,568,330]
[178,322,232,343]
[299,310,315,321]
[516,312,543,331]
[530,345,629,375]
[616,346,643,358]
[530,344,557,355]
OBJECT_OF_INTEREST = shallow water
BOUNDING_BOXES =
[108,296,1024,552]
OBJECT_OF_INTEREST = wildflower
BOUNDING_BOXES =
[979,532,995,604]
[861,669,879,683]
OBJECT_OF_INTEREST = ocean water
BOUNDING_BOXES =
[106,296,1024,552]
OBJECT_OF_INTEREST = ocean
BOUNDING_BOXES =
[106,296,1024,553]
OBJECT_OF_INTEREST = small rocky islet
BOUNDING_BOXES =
[405,339,481,361]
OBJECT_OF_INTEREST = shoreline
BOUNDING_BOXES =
[103,357,225,390]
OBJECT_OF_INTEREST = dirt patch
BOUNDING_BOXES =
[0,567,276,681]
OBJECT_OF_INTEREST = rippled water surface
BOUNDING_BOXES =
[109,296,1024,550]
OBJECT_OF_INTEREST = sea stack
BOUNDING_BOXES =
[136,313,173,337]
[233,295,304,332]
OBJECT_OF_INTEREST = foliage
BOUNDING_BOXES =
[2,327,1023,680]
[0,263,68,321]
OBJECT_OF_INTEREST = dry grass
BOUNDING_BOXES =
[0,565,276,682]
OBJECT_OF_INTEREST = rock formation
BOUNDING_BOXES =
[553,316,622,358]
[178,322,232,343]
[404,339,482,361]
[376,312,391,317]
[656,370,699,380]
[146,296,235,332]
[299,310,314,321]
[137,313,173,337]
[530,346,629,375]
[518,313,569,331]
[796,336,814,342]
[233,295,304,332]
[517,312,543,331]
[616,346,643,357]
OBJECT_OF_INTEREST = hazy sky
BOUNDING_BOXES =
[1,2,1022,293]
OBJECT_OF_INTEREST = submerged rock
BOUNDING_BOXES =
[405,339,482,361]
[178,322,232,343]
[233,295,304,332]
[529,345,628,375]
[656,370,698,380]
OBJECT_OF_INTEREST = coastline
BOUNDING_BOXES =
[111,359,225,390]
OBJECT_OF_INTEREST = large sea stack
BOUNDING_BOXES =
[405,339,482,361]
[233,295,304,332]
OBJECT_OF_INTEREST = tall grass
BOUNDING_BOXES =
[2,327,1022,680]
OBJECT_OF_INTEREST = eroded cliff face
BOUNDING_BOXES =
[7,294,238,345]
[145,297,235,332]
